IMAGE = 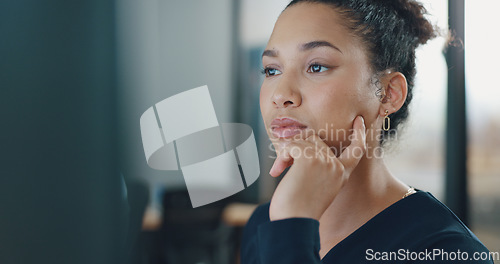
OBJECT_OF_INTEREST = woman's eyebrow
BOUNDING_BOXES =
[300,40,343,54]
[262,49,278,58]
[262,41,343,58]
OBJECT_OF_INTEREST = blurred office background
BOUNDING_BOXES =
[1,0,499,263]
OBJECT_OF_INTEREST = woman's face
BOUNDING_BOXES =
[260,3,381,154]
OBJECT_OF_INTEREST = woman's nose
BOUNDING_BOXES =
[271,77,302,108]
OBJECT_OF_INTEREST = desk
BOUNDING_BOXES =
[142,207,162,231]
[222,203,258,227]
[141,202,258,230]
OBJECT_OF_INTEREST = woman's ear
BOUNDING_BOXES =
[379,71,408,115]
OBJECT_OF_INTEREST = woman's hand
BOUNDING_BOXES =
[269,116,366,221]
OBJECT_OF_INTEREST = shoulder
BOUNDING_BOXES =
[408,192,477,236]
[377,191,475,235]
[347,191,490,251]
[326,191,493,263]
[417,232,493,263]
[401,192,493,262]
[361,191,471,238]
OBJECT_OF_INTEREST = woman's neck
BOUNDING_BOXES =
[318,154,409,258]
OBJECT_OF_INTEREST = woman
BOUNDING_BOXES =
[241,0,493,263]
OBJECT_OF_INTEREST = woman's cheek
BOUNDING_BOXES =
[259,85,270,117]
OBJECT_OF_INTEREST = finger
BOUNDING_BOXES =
[269,142,306,177]
[338,116,367,173]
[269,145,294,177]
[269,154,294,177]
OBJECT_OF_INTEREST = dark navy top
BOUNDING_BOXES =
[241,191,494,263]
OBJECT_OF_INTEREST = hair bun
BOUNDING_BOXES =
[392,0,437,45]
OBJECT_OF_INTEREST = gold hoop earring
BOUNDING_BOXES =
[383,110,391,131]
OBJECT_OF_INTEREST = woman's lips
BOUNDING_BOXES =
[270,118,307,139]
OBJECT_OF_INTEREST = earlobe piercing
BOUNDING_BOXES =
[383,110,391,131]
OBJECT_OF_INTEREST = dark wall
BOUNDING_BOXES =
[0,1,123,263]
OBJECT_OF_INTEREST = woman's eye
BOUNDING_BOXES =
[308,64,329,73]
[262,68,282,77]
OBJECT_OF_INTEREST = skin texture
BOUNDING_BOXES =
[260,3,411,258]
